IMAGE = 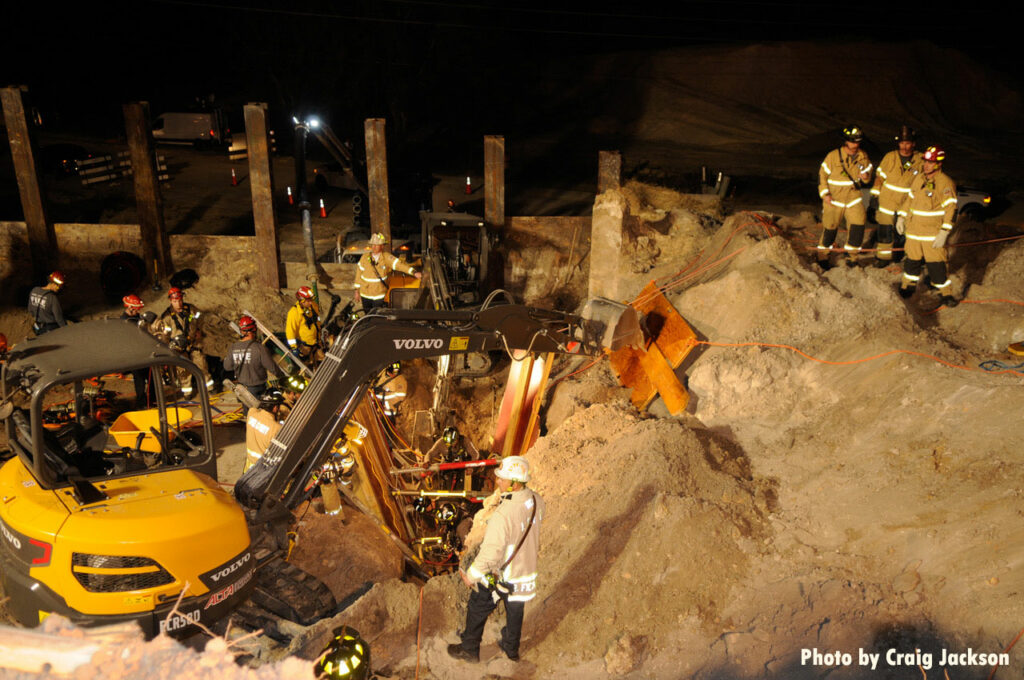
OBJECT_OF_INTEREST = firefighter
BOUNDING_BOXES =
[153,287,211,397]
[224,315,284,398]
[244,388,289,473]
[449,456,544,663]
[871,126,923,267]
[121,294,155,407]
[27,271,67,335]
[285,286,324,367]
[897,146,959,307]
[0,333,7,364]
[373,361,407,417]
[817,126,873,269]
[315,626,371,680]
[424,425,480,466]
[353,232,421,312]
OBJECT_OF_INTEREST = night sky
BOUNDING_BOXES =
[4,2,1013,124]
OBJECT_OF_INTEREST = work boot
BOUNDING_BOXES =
[817,259,833,272]
[939,295,960,308]
[447,644,479,663]
[498,643,520,662]
[844,257,859,268]
[874,258,890,269]
[898,285,915,299]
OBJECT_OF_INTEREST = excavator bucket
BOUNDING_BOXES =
[607,282,697,415]
[581,297,645,351]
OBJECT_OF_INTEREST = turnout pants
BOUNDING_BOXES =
[459,584,525,657]
[819,201,867,262]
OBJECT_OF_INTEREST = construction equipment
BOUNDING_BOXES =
[1,299,639,637]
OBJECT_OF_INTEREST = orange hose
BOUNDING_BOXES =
[988,626,1024,680]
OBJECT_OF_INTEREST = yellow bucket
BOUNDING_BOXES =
[109,407,193,452]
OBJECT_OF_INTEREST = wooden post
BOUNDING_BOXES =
[484,135,505,230]
[244,103,282,290]
[123,102,172,283]
[363,118,391,245]
[1,86,55,278]
[598,150,622,194]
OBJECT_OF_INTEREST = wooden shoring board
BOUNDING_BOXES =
[608,281,697,414]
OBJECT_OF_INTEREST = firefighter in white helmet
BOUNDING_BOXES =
[448,455,544,664]
[353,232,421,312]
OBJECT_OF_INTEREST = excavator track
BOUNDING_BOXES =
[229,556,336,637]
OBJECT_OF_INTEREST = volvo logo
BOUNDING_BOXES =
[392,338,443,350]
[0,522,21,550]
[210,552,250,583]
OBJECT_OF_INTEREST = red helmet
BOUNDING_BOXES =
[168,287,184,300]
[48,271,65,286]
[923,146,945,163]
[238,315,257,333]
[296,285,314,300]
[122,294,144,309]
[0,333,7,353]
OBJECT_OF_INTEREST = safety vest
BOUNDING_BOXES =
[902,170,957,239]
[818,148,873,207]
[871,150,923,217]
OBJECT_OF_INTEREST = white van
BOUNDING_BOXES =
[152,111,228,147]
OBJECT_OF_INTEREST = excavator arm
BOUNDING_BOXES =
[234,301,636,543]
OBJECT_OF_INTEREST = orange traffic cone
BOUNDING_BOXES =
[465,175,472,194]
[287,186,293,205]
[319,198,328,218]
[231,168,238,186]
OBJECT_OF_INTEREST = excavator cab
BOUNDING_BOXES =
[0,320,252,637]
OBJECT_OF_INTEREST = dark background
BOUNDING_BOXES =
[3,0,1016,162]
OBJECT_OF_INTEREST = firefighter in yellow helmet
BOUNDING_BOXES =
[353,232,421,312]
[871,126,923,267]
[817,126,873,269]
[897,146,959,308]
[315,626,370,679]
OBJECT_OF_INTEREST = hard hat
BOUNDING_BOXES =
[495,455,530,483]
[386,361,400,377]
[923,145,945,163]
[0,333,7,353]
[842,125,864,143]
[169,334,189,351]
[315,626,370,680]
[168,287,184,300]
[442,426,459,446]
[48,271,65,286]
[287,373,309,392]
[296,285,315,300]
[123,294,145,309]
[369,232,387,245]
[259,388,285,409]
[238,315,257,333]
[895,125,916,142]
[140,310,157,325]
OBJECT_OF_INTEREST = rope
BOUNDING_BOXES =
[988,626,1024,680]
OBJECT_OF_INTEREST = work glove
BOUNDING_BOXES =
[895,215,906,236]
[932,230,950,249]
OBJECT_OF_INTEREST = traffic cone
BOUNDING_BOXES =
[465,175,472,195]
[287,186,293,205]
[319,198,328,218]
[231,168,238,186]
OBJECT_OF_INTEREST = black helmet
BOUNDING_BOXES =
[315,626,370,680]
[386,361,400,377]
[895,125,916,143]
[169,334,189,351]
[843,125,864,143]
[442,426,459,446]
[259,388,285,409]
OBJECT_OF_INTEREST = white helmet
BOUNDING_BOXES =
[495,456,530,483]
[369,232,387,245]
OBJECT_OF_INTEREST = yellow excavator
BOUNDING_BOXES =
[0,299,639,636]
